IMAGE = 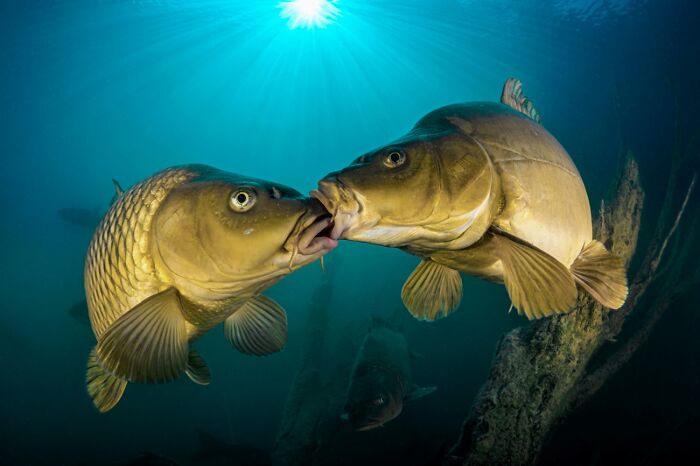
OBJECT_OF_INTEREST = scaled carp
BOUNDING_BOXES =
[85,165,336,412]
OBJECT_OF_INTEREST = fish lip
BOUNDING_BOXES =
[351,417,384,431]
[310,181,358,241]
[296,215,338,255]
[284,205,338,258]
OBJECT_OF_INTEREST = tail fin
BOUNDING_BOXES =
[86,348,127,413]
[570,240,628,309]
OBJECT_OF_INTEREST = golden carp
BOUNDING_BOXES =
[85,165,336,412]
[313,79,627,321]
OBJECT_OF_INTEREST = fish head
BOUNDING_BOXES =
[343,366,404,431]
[152,169,337,301]
[313,126,499,252]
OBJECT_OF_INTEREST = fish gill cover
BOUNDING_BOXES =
[0,0,698,465]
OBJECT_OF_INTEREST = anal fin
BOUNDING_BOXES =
[224,295,287,356]
[491,231,578,319]
[401,259,462,321]
[571,240,628,309]
[186,348,211,385]
[96,288,189,383]
[86,348,127,413]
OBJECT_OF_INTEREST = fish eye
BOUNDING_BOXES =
[384,151,406,168]
[373,396,385,406]
[229,189,256,212]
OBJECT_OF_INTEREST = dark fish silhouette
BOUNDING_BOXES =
[342,317,436,431]
[67,299,90,326]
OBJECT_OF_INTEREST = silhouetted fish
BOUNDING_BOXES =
[67,299,90,326]
[342,317,436,431]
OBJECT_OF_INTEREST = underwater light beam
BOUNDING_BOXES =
[277,0,341,29]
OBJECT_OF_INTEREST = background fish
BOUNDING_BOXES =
[314,79,628,321]
[342,317,436,431]
[85,164,337,412]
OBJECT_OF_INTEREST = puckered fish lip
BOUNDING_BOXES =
[283,202,338,257]
[296,216,338,255]
[310,181,358,241]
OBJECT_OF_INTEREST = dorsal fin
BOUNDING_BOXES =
[500,78,541,124]
[112,178,124,197]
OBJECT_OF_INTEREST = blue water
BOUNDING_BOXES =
[1,1,698,464]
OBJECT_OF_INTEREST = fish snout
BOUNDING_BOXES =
[311,177,362,241]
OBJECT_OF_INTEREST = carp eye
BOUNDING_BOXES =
[384,151,406,168]
[229,189,256,212]
[373,396,385,406]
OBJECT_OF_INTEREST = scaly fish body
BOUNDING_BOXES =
[84,164,337,412]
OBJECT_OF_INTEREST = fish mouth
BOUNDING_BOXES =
[284,200,339,262]
[296,215,338,255]
[350,417,384,431]
[310,179,360,241]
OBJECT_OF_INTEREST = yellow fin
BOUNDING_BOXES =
[491,232,578,319]
[96,288,189,383]
[185,348,211,386]
[86,348,127,413]
[401,259,462,321]
[224,295,287,356]
[571,240,628,309]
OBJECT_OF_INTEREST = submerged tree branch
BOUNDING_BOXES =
[444,156,644,466]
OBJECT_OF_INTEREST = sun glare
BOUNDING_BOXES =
[277,0,341,29]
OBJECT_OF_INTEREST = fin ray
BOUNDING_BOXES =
[401,260,462,321]
[571,240,628,309]
[96,288,189,383]
[86,348,127,413]
[491,232,578,319]
[224,295,287,356]
[185,348,211,385]
[500,78,541,123]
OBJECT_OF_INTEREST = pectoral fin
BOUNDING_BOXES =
[405,385,437,402]
[96,288,189,383]
[224,295,287,356]
[185,348,211,385]
[401,259,462,321]
[491,231,578,319]
[570,240,628,309]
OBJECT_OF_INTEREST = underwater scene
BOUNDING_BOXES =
[2,0,699,464]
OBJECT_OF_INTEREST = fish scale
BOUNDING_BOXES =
[84,168,193,339]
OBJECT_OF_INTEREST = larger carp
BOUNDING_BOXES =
[313,79,627,320]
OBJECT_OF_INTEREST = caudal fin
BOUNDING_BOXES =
[570,240,628,309]
[86,348,127,413]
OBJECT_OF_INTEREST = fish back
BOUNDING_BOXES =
[442,103,593,266]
